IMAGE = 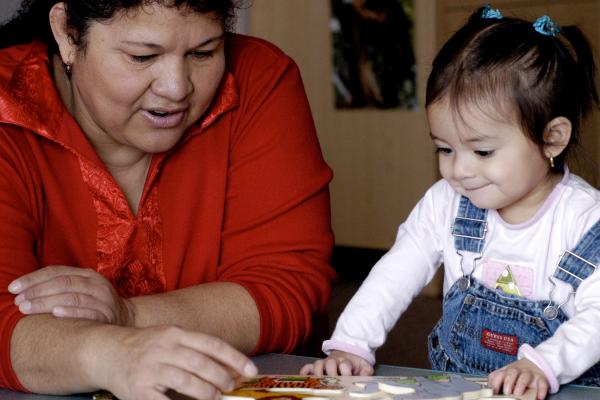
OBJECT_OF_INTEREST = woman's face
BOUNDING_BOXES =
[65,5,226,158]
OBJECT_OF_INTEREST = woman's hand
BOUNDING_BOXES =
[299,350,373,376]
[8,265,134,326]
[488,358,549,400]
[99,326,257,400]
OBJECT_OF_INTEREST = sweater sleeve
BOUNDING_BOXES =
[216,38,336,354]
[325,181,448,362]
[0,127,41,391]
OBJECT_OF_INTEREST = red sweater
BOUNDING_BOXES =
[0,35,335,390]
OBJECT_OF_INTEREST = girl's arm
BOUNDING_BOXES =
[320,181,450,366]
[526,276,600,385]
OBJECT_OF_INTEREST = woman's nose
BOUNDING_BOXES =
[152,60,193,101]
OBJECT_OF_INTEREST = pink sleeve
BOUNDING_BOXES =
[322,339,376,365]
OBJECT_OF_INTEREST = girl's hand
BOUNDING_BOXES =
[98,326,257,400]
[8,265,134,326]
[488,358,549,400]
[299,350,373,376]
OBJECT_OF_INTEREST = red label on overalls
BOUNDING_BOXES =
[481,329,518,355]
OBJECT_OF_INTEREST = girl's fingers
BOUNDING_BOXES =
[358,362,374,376]
[487,370,505,394]
[502,368,520,395]
[513,371,532,395]
[312,360,326,376]
[338,360,353,376]
[534,376,549,400]
[324,358,341,376]
[299,363,315,375]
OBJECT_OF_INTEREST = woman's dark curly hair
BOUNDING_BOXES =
[0,0,242,53]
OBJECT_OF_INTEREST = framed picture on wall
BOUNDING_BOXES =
[330,0,417,110]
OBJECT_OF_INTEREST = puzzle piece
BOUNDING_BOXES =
[347,381,385,398]
[378,378,418,395]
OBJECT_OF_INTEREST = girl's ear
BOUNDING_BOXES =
[49,3,77,66]
[543,116,572,159]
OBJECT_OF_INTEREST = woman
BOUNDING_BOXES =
[0,1,335,399]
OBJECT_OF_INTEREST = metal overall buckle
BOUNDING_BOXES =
[452,216,487,291]
[455,251,483,291]
[544,276,574,320]
[543,250,595,319]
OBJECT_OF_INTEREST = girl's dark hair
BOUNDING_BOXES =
[426,7,599,171]
[0,0,241,53]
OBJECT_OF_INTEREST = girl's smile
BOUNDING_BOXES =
[427,97,558,224]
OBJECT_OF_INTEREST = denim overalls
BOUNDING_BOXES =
[427,196,600,386]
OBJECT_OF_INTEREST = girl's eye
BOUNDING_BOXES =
[475,150,494,157]
[435,147,452,155]
[130,54,155,63]
[191,50,214,59]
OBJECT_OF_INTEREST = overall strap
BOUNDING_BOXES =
[452,196,488,253]
[554,218,600,290]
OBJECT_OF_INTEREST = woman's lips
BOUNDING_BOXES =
[142,109,185,128]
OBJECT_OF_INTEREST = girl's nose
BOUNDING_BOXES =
[452,154,475,180]
[151,59,193,101]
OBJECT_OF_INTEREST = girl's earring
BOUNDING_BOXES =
[549,156,555,168]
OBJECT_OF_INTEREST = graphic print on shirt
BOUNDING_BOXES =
[482,260,534,298]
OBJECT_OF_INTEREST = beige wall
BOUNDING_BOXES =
[248,0,438,249]
[247,0,600,250]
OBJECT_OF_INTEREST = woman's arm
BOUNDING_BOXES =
[129,281,260,353]
[11,314,257,398]
[10,271,260,352]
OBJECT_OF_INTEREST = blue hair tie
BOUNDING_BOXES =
[481,4,503,19]
[533,15,561,36]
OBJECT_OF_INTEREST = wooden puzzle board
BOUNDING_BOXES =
[221,375,536,400]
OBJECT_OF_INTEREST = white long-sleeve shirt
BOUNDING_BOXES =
[326,170,600,386]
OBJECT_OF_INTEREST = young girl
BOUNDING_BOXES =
[301,6,600,400]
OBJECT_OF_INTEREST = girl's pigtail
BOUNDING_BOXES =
[560,26,599,118]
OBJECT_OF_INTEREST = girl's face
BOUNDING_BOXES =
[427,97,557,224]
[62,5,226,159]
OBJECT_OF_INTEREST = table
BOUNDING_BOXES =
[0,353,598,400]
[252,353,600,400]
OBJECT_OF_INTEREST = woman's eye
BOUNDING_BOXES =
[191,51,214,59]
[475,150,494,157]
[130,54,155,63]
[435,147,452,155]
